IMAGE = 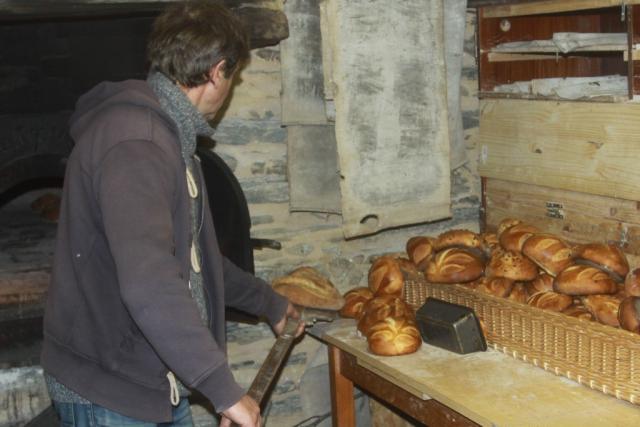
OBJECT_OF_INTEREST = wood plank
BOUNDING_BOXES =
[483,0,640,18]
[321,320,640,427]
[484,178,640,266]
[329,344,356,427]
[338,349,478,427]
[478,99,640,201]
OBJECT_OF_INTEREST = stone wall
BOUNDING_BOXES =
[0,9,481,427]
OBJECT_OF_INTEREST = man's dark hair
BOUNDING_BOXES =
[147,0,249,87]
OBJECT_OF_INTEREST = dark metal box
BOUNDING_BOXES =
[415,297,486,354]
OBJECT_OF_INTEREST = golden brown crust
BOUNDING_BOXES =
[574,243,629,281]
[367,316,422,356]
[527,291,573,312]
[433,229,483,252]
[521,234,574,277]
[368,256,405,297]
[618,296,640,333]
[475,276,514,298]
[339,287,374,318]
[357,296,412,335]
[425,248,484,284]
[496,218,522,237]
[507,282,528,303]
[486,249,538,282]
[624,268,640,297]
[406,236,435,270]
[272,267,345,310]
[562,304,595,321]
[525,273,554,297]
[553,265,618,296]
[582,294,623,327]
[499,223,540,252]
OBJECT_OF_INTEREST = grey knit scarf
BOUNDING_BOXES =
[147,71,212,324]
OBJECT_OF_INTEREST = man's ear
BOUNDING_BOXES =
[210,60,227,86]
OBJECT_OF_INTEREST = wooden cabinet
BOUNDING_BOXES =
[477,0,640,100]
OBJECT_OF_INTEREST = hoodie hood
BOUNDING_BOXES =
[69,80,175,142]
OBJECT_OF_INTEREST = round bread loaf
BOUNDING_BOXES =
[433,229,483,252]
[618,296,640,333]
[624,268,640,297]
[499,223,540,252]
[522,234,573,277]
[425,248,484,283]
[406,236,435,270]
[574,243,629,282]
[553,265,618,295]
[357,296,411,335]
[527,291,573,312]
[582,294,623,327]
[562,304,594,321]
[525,272,554,297]
[486,249,538,281]
[272,266,345,310]
[367,316,422,356]
[475,276,514,298]
[497,218,522,237]
[368,256,404,296]
[507,282,528,303]
[339,287,374,319]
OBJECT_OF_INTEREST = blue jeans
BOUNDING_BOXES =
[53,398,194,427]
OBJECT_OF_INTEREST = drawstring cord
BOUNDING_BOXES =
[166,371,180,406]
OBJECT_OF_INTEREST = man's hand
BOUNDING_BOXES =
[220,395,261,427]
[274,302,305,338]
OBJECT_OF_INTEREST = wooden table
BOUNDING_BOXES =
[310,319,640,427]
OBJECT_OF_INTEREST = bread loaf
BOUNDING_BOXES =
[272,266,344,310]
[339,287,373,319]
[507,282,528,303]
[425,248,484,283]
[499,223,540,252]
[486,249,538,281]
[367,316,422,356]
[582,294,623,327]
[521,234,573,276]
[525,272,554,297]
[357,296,411,335]
[618,296,640,333]
[624,268,640,297]
[497,218,522,237]
[434,229,483,252]
[406,236,435,270]
[553,265,618,295]
[368,256,404,297]
[527,291,573,312]
[574,243,629,282]
[562,304,594,321]
[475,276,514,298]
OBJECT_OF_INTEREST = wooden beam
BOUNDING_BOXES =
[480,0,640,18]
[0,0,289,48]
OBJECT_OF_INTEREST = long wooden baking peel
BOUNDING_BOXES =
[247,307,338,406]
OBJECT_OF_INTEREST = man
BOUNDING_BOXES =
[41,2,302,426]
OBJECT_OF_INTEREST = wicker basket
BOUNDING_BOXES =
[404,279,640,405]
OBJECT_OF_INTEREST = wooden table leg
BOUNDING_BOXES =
[328,344,356,427]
